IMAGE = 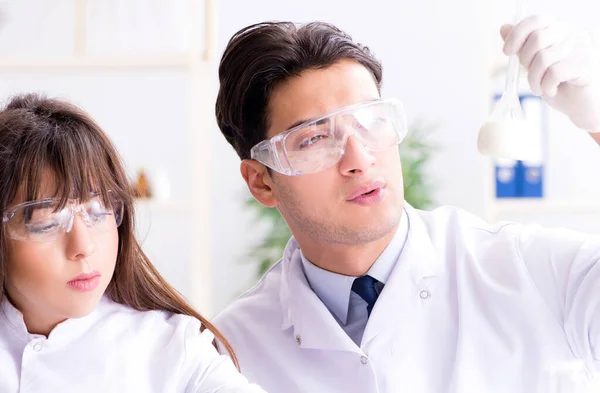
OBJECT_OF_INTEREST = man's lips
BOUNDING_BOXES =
[345,181,386,201]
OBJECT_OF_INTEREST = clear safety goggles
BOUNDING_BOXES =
[2,192,124,243]
[250,99,407,176]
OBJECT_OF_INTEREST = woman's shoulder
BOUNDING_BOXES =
[95,296,206,341]
[93,297,263,392]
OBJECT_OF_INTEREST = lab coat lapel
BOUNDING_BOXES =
[361,204,444,346]
[279,238,360,353]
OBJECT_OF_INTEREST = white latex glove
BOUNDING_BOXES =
[501,15,600,132]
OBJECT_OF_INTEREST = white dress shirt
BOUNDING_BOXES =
[0,295,265,393]
[300,211,409,346]
[214,204,600,393]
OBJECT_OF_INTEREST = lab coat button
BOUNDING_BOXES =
[32,341,43,352]
[420,290,430,299]
[295,335,302,346]
[360,356,368,365]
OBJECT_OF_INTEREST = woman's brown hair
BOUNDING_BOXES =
[0,93,238,368]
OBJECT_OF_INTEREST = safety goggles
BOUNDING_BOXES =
[2,192,124,243]
[250,99,407,176]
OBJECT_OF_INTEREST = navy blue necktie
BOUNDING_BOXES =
[352,275,380,317]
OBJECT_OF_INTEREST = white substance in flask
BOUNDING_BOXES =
[478,119,537,161]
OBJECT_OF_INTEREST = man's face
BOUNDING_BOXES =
[249,60,405,247]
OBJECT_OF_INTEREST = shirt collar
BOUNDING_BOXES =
[300,209,410,325]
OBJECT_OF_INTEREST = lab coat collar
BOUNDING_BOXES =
[279,203,443,352]
[1,294,107,343]
[279,238,358,352]
[361,203,444,346]
[298,209,409,325]
[0,294,29,340]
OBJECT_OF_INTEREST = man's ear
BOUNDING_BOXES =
[240,159,278,208]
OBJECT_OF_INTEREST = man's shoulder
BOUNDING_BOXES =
[412,204,535,264]
[418,204,597,246]
[415,204,525,239]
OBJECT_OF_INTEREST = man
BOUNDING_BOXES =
[213,15,600,392]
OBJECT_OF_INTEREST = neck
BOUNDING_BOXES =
[295,228,397,276]
[22,312,63,337]
[4,288,65,337]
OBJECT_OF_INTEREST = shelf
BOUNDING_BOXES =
[491,199,600,214]
[133,199,191,212]
[0,54,195,72]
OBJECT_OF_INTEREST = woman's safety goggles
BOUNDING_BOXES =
[2,192,124,243]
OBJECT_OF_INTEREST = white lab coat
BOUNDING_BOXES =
[0,295,265,393]
[214,204,600,393]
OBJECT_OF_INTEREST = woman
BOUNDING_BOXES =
[0,93,264,392]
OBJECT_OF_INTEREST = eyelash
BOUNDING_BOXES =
[26,222,60,234]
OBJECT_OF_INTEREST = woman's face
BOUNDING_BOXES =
[3,178,119,335]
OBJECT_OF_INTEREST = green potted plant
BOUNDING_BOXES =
[245,121,438,277]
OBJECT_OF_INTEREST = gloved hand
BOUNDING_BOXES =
[501,15,600,132]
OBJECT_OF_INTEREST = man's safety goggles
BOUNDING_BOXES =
[250,99,407,176]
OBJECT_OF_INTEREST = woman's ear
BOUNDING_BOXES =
[240,160,278,208]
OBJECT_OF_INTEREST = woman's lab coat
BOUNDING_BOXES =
[214,204,600,393]
[0,295,265,392]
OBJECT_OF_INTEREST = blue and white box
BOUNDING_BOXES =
[493,93,545,198]
[519,94,544,198]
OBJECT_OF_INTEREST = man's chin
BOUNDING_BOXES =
[335,223,399,245]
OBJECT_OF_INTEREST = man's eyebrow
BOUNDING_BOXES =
[284,116,329,131]
[282,98,381,131]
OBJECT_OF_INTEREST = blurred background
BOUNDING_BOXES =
[0,0,598,316]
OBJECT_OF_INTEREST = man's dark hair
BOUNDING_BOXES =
[215,21,383,160]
